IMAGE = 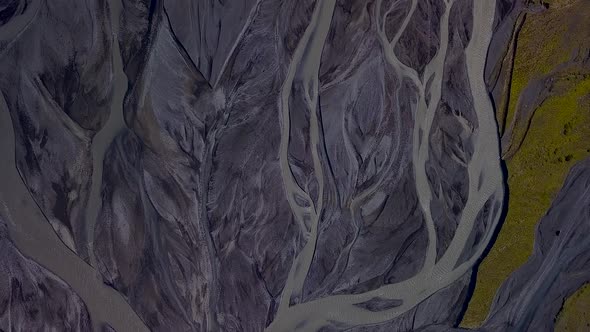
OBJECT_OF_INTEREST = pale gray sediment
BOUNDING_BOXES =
[266,0,504,330]
[0,9,148,327]
[275,0,335,318]
[3,0,579,330]
[85,0,129,268]
[0,212,92,331]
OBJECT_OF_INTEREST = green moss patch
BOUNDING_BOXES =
[461,1,590,325]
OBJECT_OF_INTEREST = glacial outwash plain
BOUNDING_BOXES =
[0,0,588,331]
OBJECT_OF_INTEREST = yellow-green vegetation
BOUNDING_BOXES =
[462,75,590,328]
[503,1,572,131]
[556,284,590,331]
[461,0,590,327]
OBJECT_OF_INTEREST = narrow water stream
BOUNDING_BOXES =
[0,0,148,330]
[266,0,504,330]
[85,0,128,269]
[0,97,148,331]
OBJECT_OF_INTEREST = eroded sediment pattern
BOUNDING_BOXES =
[0,0,116,261]
[93,0,505,330]
[4,0,586,331]
[0,214,91,331]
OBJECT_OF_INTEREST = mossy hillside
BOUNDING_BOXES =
[462,0,590,327]
[503,4,570,127]
[462,0,590,326]
[461,73,590,327]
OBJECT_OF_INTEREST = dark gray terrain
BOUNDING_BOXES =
[0,0,588,331]
[0,0,113,261]
[0,214,91,331]
[95,0,505,330]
